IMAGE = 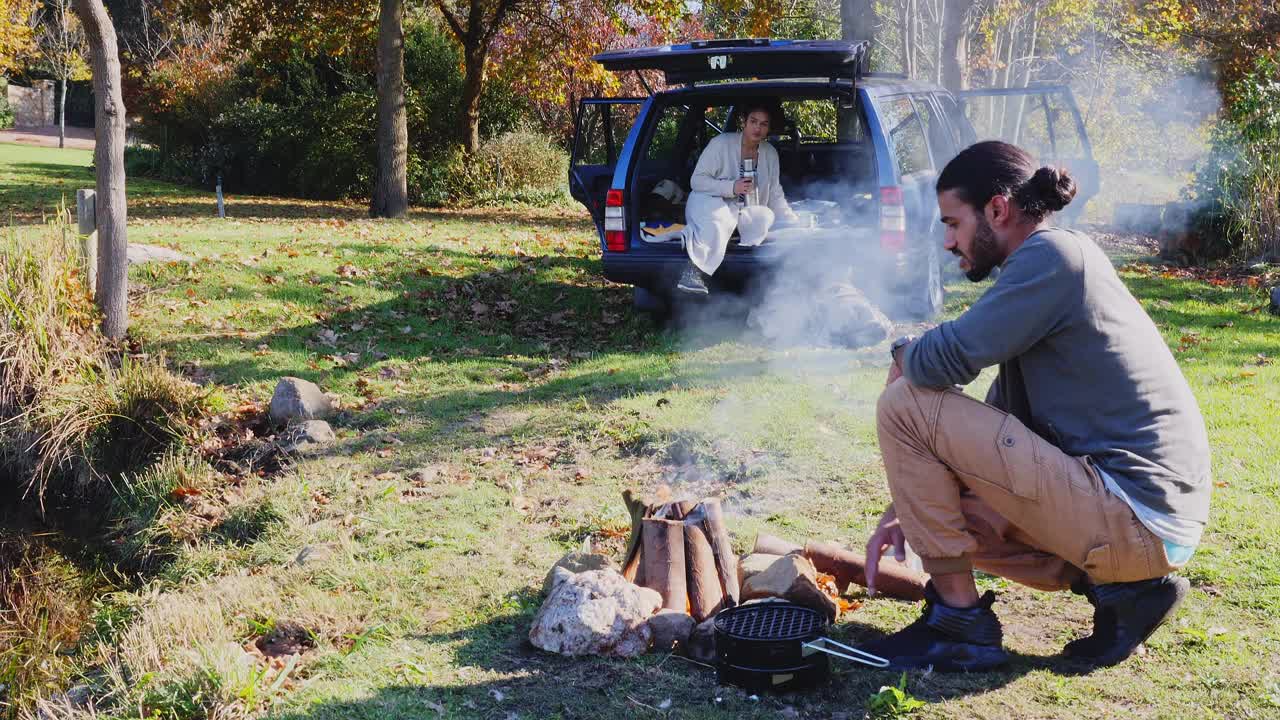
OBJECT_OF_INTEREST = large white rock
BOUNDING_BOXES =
[529,569,662,658]
[269,377,334,424]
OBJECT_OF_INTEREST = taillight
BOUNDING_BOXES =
[880,185,906,252]
[605,189,627,252]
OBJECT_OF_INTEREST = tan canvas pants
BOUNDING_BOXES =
[876,379,1177,590]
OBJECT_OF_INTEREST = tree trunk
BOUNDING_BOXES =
[897,0,917,78]
[841,0,876,57]
[72,0,126,340]
[940,0,969,91]
[370,0,408,218]
[458,50,484,154]
[58,77,67,148]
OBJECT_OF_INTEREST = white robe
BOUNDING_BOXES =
[685,132,797,275]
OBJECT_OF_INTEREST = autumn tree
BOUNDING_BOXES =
[1,0,37,72]
[490,0,698,144]
[32,0,90,147]
[432,0,520,154]
[71,0,127,338]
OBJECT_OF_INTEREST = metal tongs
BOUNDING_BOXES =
[802,637,890,668]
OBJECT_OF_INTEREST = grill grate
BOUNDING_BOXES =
[715,603,824,641]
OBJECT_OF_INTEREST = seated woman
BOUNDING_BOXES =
[678,100,798,295]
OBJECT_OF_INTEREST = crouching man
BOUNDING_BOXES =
[859,141,1211,671]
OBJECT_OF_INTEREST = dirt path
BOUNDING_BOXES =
[0,126,94,150]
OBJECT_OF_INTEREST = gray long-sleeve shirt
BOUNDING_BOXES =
[902,227,1211,523]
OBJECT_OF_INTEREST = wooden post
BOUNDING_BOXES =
[76,188,97,296]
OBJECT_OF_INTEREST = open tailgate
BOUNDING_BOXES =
[594,39,869,85]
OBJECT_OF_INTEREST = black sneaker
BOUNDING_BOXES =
[1065,574,1189,666]
[856,582,1010,672]
[676,263,709,295]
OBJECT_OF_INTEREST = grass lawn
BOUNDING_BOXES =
[3,141,1279,719]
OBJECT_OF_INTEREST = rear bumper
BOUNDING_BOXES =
[603,235,925,292]
[603,251,773,289]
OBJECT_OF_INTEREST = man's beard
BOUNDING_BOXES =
[964,215,1003,282]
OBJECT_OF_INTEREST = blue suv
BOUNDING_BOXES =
[569,38,1098,319]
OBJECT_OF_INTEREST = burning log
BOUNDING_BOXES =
[683,522,724,621]
[621,490,648,583]
[642,518,687,611]
[754,534,927,601]
[699,499,740,606]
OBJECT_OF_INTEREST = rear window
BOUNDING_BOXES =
[644,94,866,163]
[646,104,690,162]
[912,94,956,166]
[936,94,975,148]
[574,102,642,166]
[878,95,931,176]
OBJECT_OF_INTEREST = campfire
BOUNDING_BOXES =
[528,488,928,676]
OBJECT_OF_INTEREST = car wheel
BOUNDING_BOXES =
[633,286,672,323]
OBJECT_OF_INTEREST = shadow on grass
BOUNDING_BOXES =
[157,272,652,385]
[4,159,594,228]
[263,602,1108,720]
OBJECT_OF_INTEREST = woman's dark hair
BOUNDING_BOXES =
[936,140,1076,222]
[736,100,784,131]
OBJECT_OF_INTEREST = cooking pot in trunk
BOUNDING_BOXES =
[714,601,888,693]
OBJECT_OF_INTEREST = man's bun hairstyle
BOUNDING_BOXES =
[937,140,1073,222]
[1013,166,1077,218]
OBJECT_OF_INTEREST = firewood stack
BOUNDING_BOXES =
[619,489,739,622]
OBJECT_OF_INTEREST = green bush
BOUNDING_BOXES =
[1189,52,1280,260]
[0,84,14,129]
[477,128,569,194]
[411,130,569,207]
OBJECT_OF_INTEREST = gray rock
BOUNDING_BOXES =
[127,244,191,265]
[541,552,618,595]
[269,377,334,424]
[1270,286,1280,315]
[291,543,335,567]
[407,465,443,484]
[278,420,335,454]
[528,569,661,658]
[685,616,717,664]
[647,609,695,652]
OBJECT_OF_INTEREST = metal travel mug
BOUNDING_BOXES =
[742,157,757,206]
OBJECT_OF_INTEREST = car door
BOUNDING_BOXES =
[873,93,946,318]
[570,98,644,230]
[958,85,1099,223]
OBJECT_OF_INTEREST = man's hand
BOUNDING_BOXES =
[885,337,910,386]
[865,505,907,597]
[885,361,903,386]
[733,177,754,195]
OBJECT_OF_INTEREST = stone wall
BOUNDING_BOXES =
[7,81,55,127]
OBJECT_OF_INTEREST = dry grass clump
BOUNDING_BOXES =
[0,223,101,489]
[0,222,212,505]
[0,537,93,714]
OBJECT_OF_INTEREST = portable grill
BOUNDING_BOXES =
[714,601,888,693]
